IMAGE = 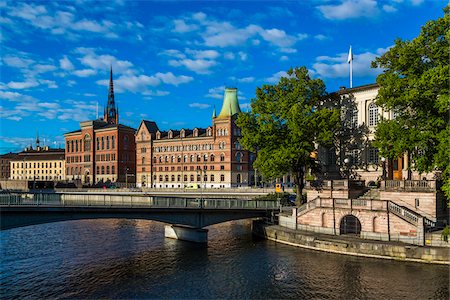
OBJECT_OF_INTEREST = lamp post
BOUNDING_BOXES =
[254,168,257,188]
[344,158,350,180]
[381,157,386,180]
[125,167,129,188]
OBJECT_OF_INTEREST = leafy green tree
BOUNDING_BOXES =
[236,67,340,201]
[371,6,450,196]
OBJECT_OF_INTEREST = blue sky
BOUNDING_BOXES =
[0,0,446,153]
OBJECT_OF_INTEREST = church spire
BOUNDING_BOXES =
[104,66,118,124]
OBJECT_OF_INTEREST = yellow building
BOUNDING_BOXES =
[10,145,66,181]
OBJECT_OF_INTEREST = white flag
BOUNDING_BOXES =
[347,46,353,63]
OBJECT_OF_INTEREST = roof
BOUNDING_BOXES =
[334,83,379,95]
[11,148,65,161]
[143,120,159,133]
[0,152,19,159]
[65,120,136,136]
[216,87,241,119]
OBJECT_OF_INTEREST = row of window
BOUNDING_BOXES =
[12,169,61,175]
[340,103,380,128]
[151,153,243,164]
[154,165,223,172]
[67,135,131,153]
[155,143,216,153]
[155,174,225,182]
[11,162,62,168]
[66,165,117,176]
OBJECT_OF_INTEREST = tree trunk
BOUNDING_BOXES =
[293,169,305,204]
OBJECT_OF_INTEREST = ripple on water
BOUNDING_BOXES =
[1,219,448,299]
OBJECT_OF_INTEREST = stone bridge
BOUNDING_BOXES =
[0,192,280,243]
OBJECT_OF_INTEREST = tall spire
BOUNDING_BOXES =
[36,131,40,148]
[104,66,118,124]
[212,106,216,119]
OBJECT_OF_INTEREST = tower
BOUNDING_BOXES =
[104,67,119,124]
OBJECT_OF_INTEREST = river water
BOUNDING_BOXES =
[1,219,448,299]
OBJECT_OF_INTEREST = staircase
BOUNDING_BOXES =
[297,197,321,217]
[359,189,380,200]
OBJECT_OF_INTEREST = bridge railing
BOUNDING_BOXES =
[0,193,280,210]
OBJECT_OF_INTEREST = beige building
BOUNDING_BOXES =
[10,145,66,182]
[318,83,433,183]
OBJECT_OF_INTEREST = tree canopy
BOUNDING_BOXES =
[372,6,449,191]
[236,67,340,200]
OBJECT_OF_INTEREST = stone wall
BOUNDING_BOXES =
[253,221,449,265]
[0,180,28,191]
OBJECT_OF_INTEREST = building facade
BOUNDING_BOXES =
[316,83,433,183]
[0,152,18,179]
[136,87,253,188]
[64,68,136,185]
[9,144,65,181]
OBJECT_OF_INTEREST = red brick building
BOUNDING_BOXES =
[0,152,18,180]
[64,68,136,185]
[136,87,254,188]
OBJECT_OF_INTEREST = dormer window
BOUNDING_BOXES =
[193,128,198,137]
[180,129,185,138]
[168,130,173,139]
[156,131,161,139]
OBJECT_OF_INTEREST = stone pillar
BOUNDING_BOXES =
[164,225,208,243]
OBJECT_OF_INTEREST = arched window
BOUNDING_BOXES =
[124,136,129,150]
[106,136,110,149]
[204,174,208,182]
[210,174,215,182]
[220,174,225,182]
[101,166,105,174]
[75,140,78,152]
[210,154,215,162]
[178,156,181,163]
[141,132,145,141]
[142,157,145,164]
[101,137,104,150]
[237,174,241,183]
[184,175,188,181]
[83,135,91,152]
[171,175,175,182]
[196,155,201,162]
[373,217,378,233]
[220,154,225,162]
[190,155,194,162]
[165,175,169,182]
[171,156,175,163]
[111,166,115,174]
[159,175,163,182]
[236,152,242,163]
[112,136,115,149]
[322,212,327,227]
[106,166,110,174]
[184,155,188,163]
[197,174,201,181]
[190,174,194,181]
[368,103,379,127]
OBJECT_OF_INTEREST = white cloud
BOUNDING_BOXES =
[7,80,39,89]
[238,77,255,83]
[280,56,289,61]
[59,55,74,70]
[3,55,34,68]
[224,52,235,60]
[73,69,97,77]
[186,49,220,60]
[311,47,390,78]
[0,90,36,102]
[318,0,378,20]
[155,72,193,86]
[265,71,288,83]
[314,34,329,41]
[97,74,159,93]
[238,51,247,61]
[382,5,397,13]
[169,58,217,74]
[75,47,134,74]
[280,48,297,53]
[205,86,225,99]
[173,19,198,33]
[189,102,211,109]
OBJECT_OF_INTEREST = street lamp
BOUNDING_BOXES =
[344,158,350,180]
[381,157,386,180]
[125,167,129,188]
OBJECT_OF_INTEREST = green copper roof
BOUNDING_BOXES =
[217,87,241,119]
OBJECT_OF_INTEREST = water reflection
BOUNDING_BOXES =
[0,219,448,299]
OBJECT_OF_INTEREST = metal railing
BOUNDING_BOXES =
[0,193,280,210]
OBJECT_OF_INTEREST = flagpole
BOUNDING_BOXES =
[350,58,353,88]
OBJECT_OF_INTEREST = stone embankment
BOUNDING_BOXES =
[252,220,449,265]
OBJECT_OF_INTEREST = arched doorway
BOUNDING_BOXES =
[340,215,361,235]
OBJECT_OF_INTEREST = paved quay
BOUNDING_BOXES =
[252,221,450,265]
